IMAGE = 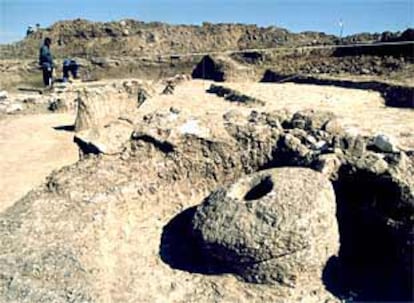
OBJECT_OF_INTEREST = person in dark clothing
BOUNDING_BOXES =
[39,37,53,87]
[26,26,34,36]
[62,59,79,82]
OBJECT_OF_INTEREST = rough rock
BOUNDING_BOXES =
[323,118,344,135]
[48,98,68,112]
[74,87,139,131]
[207,84,265,106]
[192,167,339,287]
[5,103,24,114]
[74,120,134,156]
[354,151,389,175]
[161,82,175,95]
[0,90,8,100]
[314,153,343,178]
[373,133,399,153]
[289,110,335,131]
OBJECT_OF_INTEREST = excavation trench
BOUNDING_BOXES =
[327,168,413,301]
[71,87,412,300]
[260,70,414,108]
[261,148,412,300]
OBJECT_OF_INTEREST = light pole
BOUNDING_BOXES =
[338,19,344,39]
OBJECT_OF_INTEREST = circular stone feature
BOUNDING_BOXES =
[192,167,339,286]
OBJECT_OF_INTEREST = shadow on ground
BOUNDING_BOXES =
[322,172,413,302]
[53,124,75,132]
[159,183,413,302]
[159,206,230,275]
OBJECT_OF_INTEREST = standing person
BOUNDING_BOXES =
[39,37,53,87]
[26,26,34,36]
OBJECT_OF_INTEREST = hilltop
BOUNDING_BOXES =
[0,18,385,59]
[1,19,412,90]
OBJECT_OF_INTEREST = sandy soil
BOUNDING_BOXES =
[0,113,78,212]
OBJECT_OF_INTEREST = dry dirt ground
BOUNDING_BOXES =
[0,113,78,212]
[225,82,414,148]
[1,79,413,211]
[0,80,413,302]
[139,80,414,148]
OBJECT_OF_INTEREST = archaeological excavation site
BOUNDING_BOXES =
[0,17,413,303]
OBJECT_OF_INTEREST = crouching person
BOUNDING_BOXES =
[39,37,54,87]
[63,59,80,82]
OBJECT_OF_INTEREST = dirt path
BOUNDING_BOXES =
[0,113,78,212]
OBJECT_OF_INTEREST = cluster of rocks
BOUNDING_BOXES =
[215,109,413,298]
[0,84,87,116]
[160,74,191,95]
[207,84,265,106]
[0,90,50,115]
[380,28,414,43]
[0,90,23,114]
[338,28,413,45]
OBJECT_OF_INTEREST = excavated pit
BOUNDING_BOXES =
[261,70,414,108]
[327,169,413,301]
[1,81,413,302]
[160,148,413,301]
[156,109,413,301]
[69,86,413,300]
[191,55,225,82]
[256,149,412,300]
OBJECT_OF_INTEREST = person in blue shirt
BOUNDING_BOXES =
[62,59,79,82]
[39,37,53,87]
